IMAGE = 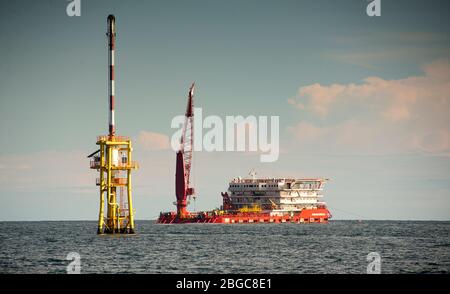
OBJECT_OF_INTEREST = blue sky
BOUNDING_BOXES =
[1,0,449,220]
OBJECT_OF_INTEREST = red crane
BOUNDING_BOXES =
[175,82,195,218]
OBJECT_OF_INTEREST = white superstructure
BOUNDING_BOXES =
[227,177,328,213]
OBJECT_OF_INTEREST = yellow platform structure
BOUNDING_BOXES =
[89,135,138,234]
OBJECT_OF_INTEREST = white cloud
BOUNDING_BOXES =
[287,59,450,155]
[0,151,92,191]
[137,131,171,151]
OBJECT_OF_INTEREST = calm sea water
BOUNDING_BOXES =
[0,220,448,274]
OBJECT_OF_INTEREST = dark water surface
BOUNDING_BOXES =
[0,221,449,274]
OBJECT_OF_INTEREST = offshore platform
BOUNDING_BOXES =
[88,15,138,234]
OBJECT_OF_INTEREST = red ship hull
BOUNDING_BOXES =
[157,208,331,224]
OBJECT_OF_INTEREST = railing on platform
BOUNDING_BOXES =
[96,135,130,142]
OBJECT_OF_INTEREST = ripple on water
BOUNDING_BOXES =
[0,220,449,274]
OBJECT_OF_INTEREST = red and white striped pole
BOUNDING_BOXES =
[107,15,116,138]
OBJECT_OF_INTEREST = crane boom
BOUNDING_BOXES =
[175,83,195,218]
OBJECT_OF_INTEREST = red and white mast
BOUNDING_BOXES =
[107,15,116,137]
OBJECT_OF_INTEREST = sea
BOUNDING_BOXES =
[0,220,449,274]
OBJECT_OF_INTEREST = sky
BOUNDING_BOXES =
[0,0,449,220]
